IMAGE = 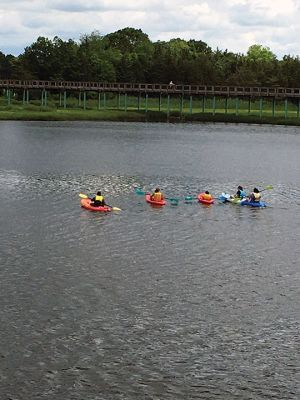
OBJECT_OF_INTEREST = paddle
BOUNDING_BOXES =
[260,185,273,192]
[134,188,179,205]
[79,193,121,211]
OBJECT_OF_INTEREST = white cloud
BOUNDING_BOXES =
[0,0,300,57]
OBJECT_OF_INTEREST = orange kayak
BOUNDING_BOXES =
[80,198,112,212]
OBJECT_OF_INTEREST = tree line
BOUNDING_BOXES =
[1,27,300,87]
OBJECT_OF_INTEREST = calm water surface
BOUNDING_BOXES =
[0,121,299,399]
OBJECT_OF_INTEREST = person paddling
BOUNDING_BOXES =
[151,188,164,202]
[235,185,247,199]
[202,191,213,201]
[91,191,106,207]
[248,188,261,203]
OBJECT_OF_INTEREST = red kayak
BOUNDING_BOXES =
[197,193,214,205]
[81,198,112,212]
[145,193,166,206]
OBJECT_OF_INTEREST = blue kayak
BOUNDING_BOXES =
[240,200,267,207]
[219,193,267,207]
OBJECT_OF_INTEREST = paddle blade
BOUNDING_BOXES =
[79,193,88,199]
[112,207,121,211]
[265,185,273,190]
[135,188,146,195]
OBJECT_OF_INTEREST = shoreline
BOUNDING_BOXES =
[1,107,300,126]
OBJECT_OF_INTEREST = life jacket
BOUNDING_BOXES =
[95,195,104,202]
[253,192,261,201]
[152,192,163,201]
[202,193,212,200]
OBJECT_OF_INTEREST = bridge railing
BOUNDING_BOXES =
[1,80,300,97]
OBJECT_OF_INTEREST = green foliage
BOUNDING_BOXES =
[1,30,300,87]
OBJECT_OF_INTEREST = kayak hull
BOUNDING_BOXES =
[219,193,266,207]
[241,200,267,207]
[81,198,112,212]
[197,193,214,205]
[145,193,166,206]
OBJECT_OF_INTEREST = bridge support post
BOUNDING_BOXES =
[145,93,148,113]
[189,96,193,114]
[284,99,288,118]
[125,93,127,111]
[159,93,161,112]
[63,91,67,109]
[212,96,216,115]
[298,98,300,118]
[98,92,101,110]
[26,89,29,104]
[167,95,170,117]
[259,98,263,117]
[138,94,141,111]
[118,93,121,110]
[225,97,228,114]
[103,92,106,109]
[202,96,205,113]
[83,92,86,110]
[7,89,11,105]
[180,95,183,115]
[272,98,275,117]
[248,97,251,114]
[235,97,239,115]
[23,89,26,105]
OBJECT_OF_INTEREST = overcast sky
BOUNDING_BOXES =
[0,0,299,58]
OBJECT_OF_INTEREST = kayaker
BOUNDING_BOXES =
[151,188,164,202]
[248,188,261,203]
[235,185,247,199]
[202,191,213,201]
[91,191,106,207]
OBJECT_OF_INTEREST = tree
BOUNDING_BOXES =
[246,44,276,62]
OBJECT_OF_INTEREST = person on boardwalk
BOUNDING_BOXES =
[151,188,164,202]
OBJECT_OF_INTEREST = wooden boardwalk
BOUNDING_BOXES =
[1,79,300,98]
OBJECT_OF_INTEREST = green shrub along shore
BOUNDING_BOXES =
[1,94,300,126]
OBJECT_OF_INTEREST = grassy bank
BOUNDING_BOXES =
[1,95,300,126]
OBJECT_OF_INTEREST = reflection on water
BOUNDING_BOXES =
[0,121,299,400]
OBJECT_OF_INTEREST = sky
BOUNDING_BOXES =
[0,0,300,58]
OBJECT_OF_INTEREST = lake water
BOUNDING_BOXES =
[0,121,299,400]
